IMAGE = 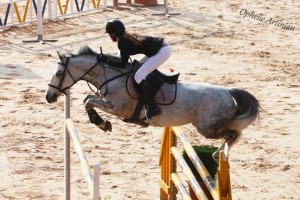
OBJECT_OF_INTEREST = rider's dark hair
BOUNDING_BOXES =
[122,32,145,46]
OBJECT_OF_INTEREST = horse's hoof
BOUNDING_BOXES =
[97,120,112,132]
[105,121,112,132]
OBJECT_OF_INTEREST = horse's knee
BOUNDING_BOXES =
[83,95,95,104]
[84,98,94,111]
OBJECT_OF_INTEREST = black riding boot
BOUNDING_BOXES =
[139,79,161,120]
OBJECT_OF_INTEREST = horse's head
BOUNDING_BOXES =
[46,45,130,103]
[46,53,76,103]
[46,46,110,103]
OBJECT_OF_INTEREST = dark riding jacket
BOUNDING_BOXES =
[106,35,164,68]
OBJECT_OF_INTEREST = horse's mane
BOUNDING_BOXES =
[72,45,98,57]
[72,45,122,62]
[63,45,132,68]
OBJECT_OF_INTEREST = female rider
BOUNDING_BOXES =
[104,19,171,120]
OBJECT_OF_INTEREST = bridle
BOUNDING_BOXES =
[48,55,101,95]
[48,53,133,97]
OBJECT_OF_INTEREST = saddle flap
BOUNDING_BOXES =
[126,60,179,105]
[133,60,180,84]
[126,74,177,105]
[152,69,180,84]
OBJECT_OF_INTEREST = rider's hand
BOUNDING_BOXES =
[101,55,109,63]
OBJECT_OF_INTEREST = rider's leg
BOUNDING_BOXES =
[138,55,149,64]
[139,79,161,119]
[134,43,171,119]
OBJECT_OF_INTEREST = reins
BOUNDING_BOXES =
[49,51,135,97]
[90,50,135,97]
[97,71,131,96]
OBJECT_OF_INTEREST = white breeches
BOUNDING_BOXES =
[134,43,171,84]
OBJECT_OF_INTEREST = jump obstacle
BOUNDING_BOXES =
[63,90,231,199]
[159,127,232,200]
[64,90,100,200]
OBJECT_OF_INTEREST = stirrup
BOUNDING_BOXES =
[142,107,161,120]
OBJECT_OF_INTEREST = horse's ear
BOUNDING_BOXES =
[57,51,66,62]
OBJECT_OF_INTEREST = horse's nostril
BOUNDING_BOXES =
[46,94,51,103]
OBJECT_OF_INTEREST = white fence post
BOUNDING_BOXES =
[65,90,71,200]
[37,0,43,41]
[93,163,100,200]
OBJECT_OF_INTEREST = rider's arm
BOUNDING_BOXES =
[103,39,130,68]
[104,54,128,69]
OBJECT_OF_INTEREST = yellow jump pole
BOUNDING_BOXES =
[56,0,63,15]
[64,0,70,14]
[22,0,30,22]
[13,3,21,22]
[91,0,96,8]
[171,173,191,200]
[171,147,208,200]
[172,127,219,200]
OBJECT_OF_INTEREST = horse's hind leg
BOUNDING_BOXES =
[84,96,112,132]
[212,129,239,162]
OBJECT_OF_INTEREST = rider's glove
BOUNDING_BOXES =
[101,55,109,63]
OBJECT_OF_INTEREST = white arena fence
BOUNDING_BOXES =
[0,0,108,29]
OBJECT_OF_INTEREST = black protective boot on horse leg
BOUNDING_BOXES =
[139,79,161,120]
[87,109,112,132]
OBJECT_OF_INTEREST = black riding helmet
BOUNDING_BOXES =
[106,19,125,36]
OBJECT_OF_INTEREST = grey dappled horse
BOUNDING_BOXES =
[46,46,260,160]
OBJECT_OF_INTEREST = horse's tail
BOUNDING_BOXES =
[228,88,261,134]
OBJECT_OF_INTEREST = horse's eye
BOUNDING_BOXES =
[56,70,62,76]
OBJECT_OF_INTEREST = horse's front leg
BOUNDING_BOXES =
[84,95,112,132]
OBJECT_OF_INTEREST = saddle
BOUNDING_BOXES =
[124,61,180,125]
